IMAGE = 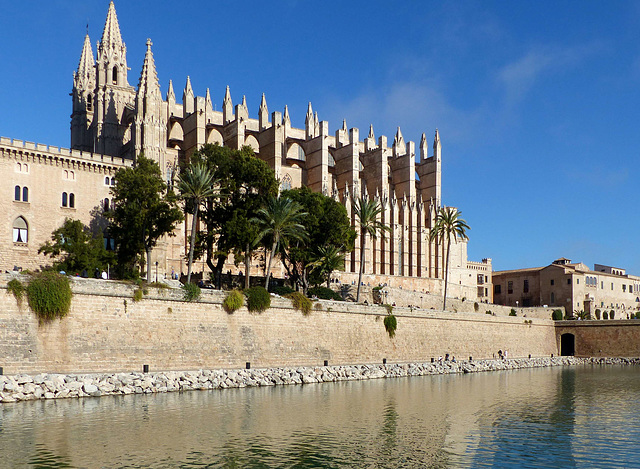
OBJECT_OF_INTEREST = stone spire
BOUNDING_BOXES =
[314,112,319,137]
[305,102,314,139]
[433,128,441,160]
[342,119,348,132]
[259,93,268,129]
[241,95,247,110]
[74,33,95,89]
[183,76,194,114]
[223,85,233,123]
[420,132,428,160]
[137,39,160,99]
[283,105,291,126]
[393,127,406,156]
[100,1,123,50]
[205,88,213,115]
[166,79,175,102]
[368,124,375,139]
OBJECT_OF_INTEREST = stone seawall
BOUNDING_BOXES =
[1,357,637,403]
[0,275,559,375]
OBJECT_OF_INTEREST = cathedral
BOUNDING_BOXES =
[2,2,492,301]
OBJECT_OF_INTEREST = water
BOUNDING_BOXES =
[1,365,639,468]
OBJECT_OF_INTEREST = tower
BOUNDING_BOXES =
[93,1,135,157]
[70,33,96,152]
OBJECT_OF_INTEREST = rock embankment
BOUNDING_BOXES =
[1,357,637,403]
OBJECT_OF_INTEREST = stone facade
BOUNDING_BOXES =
[493,258,640,319]
[2,1,490,300]
[0,275,554,375]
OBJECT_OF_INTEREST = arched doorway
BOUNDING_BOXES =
[561,333,575,356]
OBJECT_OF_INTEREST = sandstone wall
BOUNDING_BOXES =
[0,275,559,375]
[555,321,640,357]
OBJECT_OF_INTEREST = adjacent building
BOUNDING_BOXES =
[2,2,491,301]
[493,258,640,319]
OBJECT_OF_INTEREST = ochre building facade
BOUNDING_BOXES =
[2,2,491,301]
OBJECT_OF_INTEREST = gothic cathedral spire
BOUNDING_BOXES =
[70,33,96,152]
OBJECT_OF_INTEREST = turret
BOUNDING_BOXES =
[223,86,233,124]
[259,93,268,130]
[183,76,194,115]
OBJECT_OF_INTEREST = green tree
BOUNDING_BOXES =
[252,196,308,289]
[190,144,278,288]
[108,155,183,279]
[280,187,355,294]
[38,218,114,274]
[178,163,219,284]
[353,196,391,303]
[429,206,470,311]
[308,244,346,288]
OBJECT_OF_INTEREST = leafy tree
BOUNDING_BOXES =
[190,144,278,288]
[429,206,470,311]
[38,218,114,274]
[178,162,219,284]
[252,196,308,289]
[280,187,355,294]
[353,196,391,303]
[108,155,183,279]
[308,244,346,288]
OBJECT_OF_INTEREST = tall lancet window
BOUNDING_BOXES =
[112,66,118,85]
[13,217,28,243]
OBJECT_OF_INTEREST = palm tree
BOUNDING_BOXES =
[308,244,345,288]
[252,196,308,289]
[353,196,391,303]
[178,163,219,284]
[429,206,470,311]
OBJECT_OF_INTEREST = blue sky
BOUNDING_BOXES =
[1,1,639,273]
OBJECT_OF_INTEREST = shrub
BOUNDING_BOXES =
[286,291,312,315]
[485,310,493,315]
[385,304,393,315]
[474,302,479,312]
[7,278,25,306]
[132,288,144,302]
[603,311,609,320]
[26,271,72,321]
[552,309,563,321]
[510,308,517,316]
[307,286,342,301]
[182,282,201,302]
[383,314,397,339]
[244,286,270,313]
[223,290,244,314]
[372,286,383,292]
[314,302,323,311]
[270,285,295,296]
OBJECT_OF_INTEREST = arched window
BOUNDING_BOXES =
[281,174,292,191]
[104,198,110,211]
[112,66,118,85]
[13,217,28,243]
[22,187,28,202]
[87,94,92,111]
[111,177,115,185]
[14,185,20,201]
[62,192,68,207]
[105,176,110,185]
[69,193,75,208]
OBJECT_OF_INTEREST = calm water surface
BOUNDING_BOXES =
[1,365,639,468]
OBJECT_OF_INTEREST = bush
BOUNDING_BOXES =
[286,291,312,315]
[385,304,393,315]
[307,286,342,301]
[132,288,144,302]
[182,282,201,302]
[270,285,295,296]
[510,308,517,316]
[485,310,492,315]
[7,278,25,306]
[603,311,609,320]
[383,314,397,338]
[552,309,563,321]
[244,286,270,313]
[26,271,72,321]
[223,289,244,314]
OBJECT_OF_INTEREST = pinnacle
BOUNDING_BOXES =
[342,119,348,131]
[260,93,267,110]
[368,124,375,139]
[224,85,232,104]
[137,37,159,97]
[76,33,95,84]
[283,105,290,124]
[100,1,123,50]
[184,76,193,95]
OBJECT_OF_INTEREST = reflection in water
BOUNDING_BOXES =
[0,365,639,468]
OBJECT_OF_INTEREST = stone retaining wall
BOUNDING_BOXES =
[1,357,637,403]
